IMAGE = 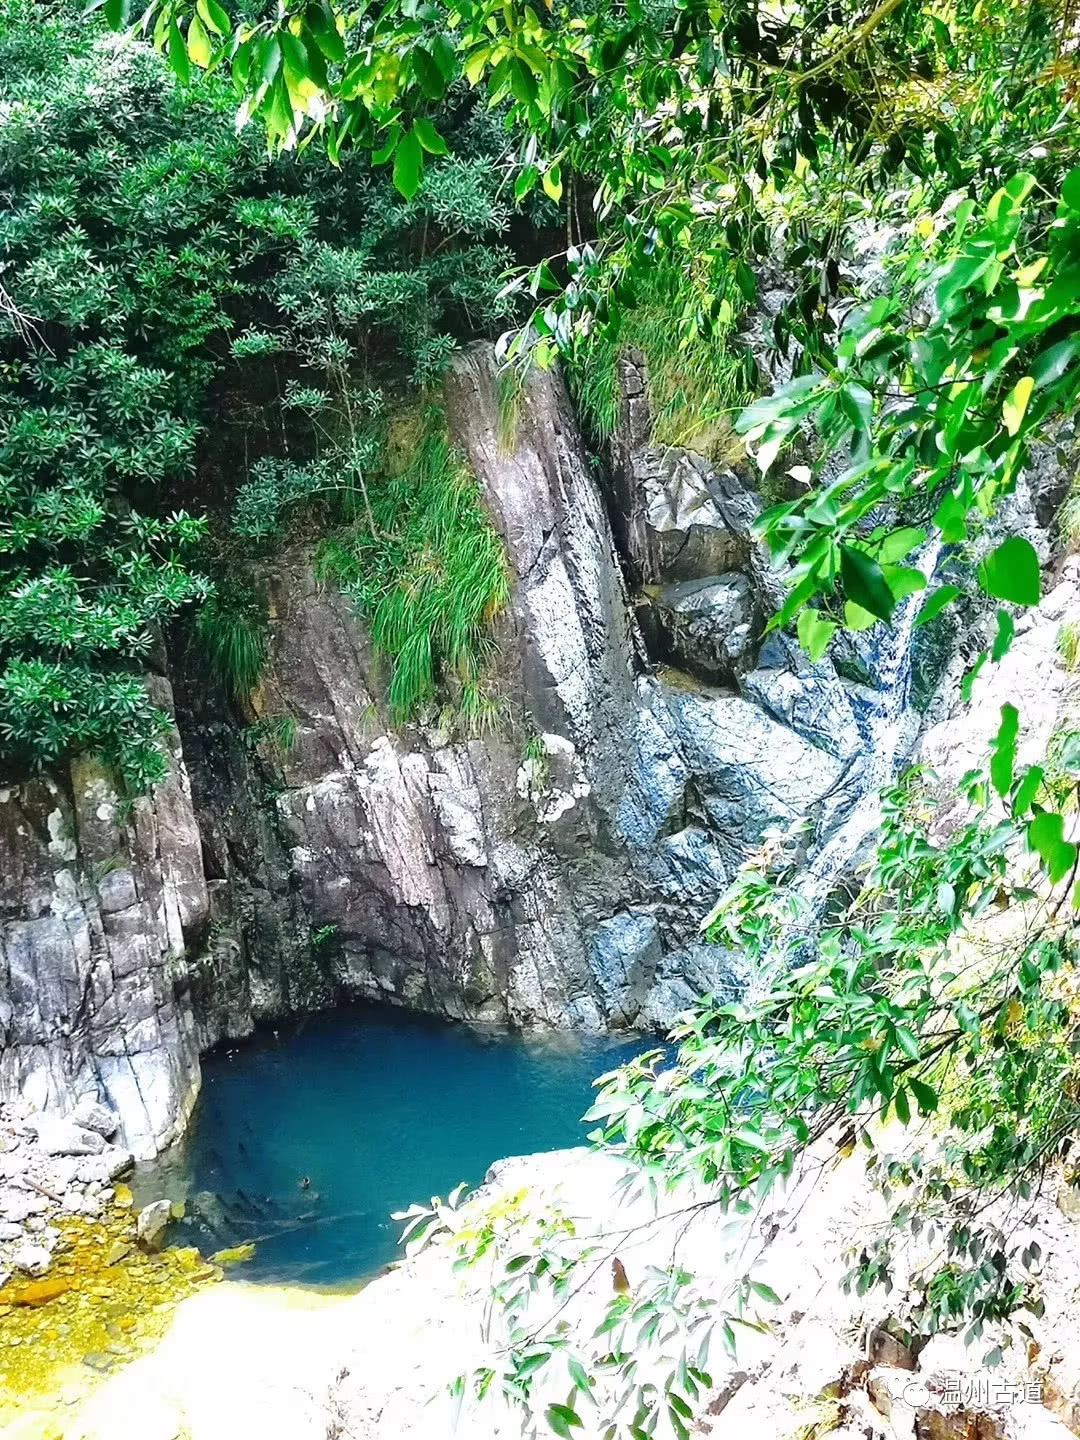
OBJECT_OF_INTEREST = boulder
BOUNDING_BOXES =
[76,1147,134,1185]
[136,1200,172,1253]
[11,1242,51,1277]
[586,912,663,1025]
[32,1114,107,1157]
[741,631,864,762]
[649,573,757,682]
[71,1098,119,1138]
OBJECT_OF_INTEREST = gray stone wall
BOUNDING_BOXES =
[0,683,208,1160]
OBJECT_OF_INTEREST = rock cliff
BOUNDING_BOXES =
[0,685,207,1159]
[4,342,1060,1156]
[174,347,868,1047]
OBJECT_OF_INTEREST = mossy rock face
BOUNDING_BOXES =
[0,1202,223,1424]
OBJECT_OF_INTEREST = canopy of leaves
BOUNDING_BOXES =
[0,0,524,785]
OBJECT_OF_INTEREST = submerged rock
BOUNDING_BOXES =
[209,1242,256,1266]
[12,1275,72,1306]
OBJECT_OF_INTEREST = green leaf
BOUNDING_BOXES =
[1059,733,1080,774]
[978,537,1041,607]
[1002,375,1034,437]
[733,1126,772,1154]
[991,608,1015,663]
[840,545,895,622]
[542,164,563,202]
[734,259,757,302]
[306,3,345,64]
[882,564,927,603]
[914,584,961,627]
[1012,764,1043,816]
[1028,812,1079,885]
[167,18,192,84]
[934,490,968,544]
[877,526,926,564]
[431,32,457,83]
[961,651,987,703]
[186,12,213,67]
[895,1026,921,1061]
[838,381,874,446]
[393,129,424,198]
[413,117,448,155]
[515,165,539,200]
[567,1356,593,1397]
[844,600,878,631]
[990,703,1020,799]
[372,125,401,165]
[197,0,230,36]
[1030,336,1080,389]
[546,1403,584,1437]
[103,0,130,28]
[1062,167,1080,213]
[909,1078,938,1115]
[749,1279,781,1304]
[894,1086,911,1125]
[797,608,837,663]
[411,46,446,100]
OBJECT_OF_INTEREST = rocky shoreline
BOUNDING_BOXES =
[8,1145,1080,1440]
[0,1100,227,1430]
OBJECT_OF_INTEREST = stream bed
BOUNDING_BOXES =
[133,1007,644,1288]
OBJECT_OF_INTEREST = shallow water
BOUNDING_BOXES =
[134,1007,645,1287]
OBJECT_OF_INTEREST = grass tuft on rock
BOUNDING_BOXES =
[318,408,509,724]
[567,244,755,459]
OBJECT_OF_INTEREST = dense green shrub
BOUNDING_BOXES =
[0,1,523,784]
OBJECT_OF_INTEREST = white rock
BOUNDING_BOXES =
[43,1155,80,1190]
[77,1147,134,1184]
[72,1098,120,1138]
[0,1188,48,1223]
[11,1242,51,1277]
[137,1199,172,1252]
[33,1113,107,1156]
[0,1220,23,1241]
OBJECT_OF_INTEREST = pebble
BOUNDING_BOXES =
[104,1240,131,1267]
[81,1351,116,1373]
[0,1190,48,1223]
[209,1242,256,1266]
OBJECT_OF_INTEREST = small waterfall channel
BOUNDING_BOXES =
[796,539,944,915]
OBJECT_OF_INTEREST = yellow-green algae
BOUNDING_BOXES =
[0,1199,224,1428]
